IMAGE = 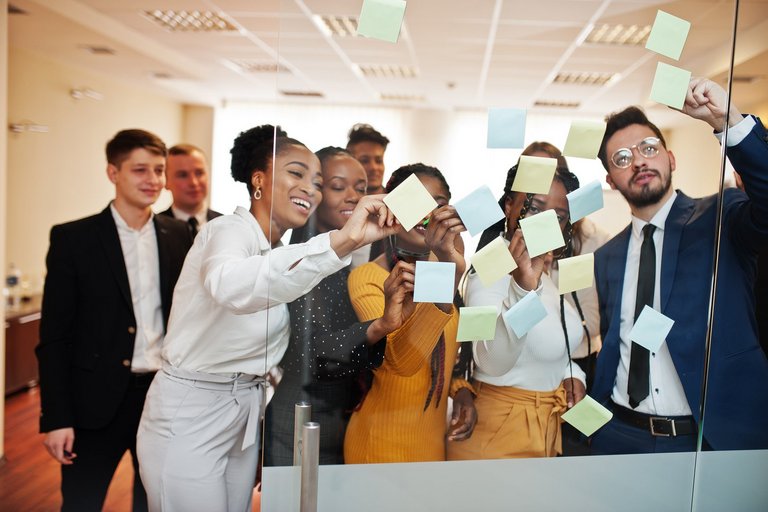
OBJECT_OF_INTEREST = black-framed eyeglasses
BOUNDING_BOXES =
[610,137,661,169]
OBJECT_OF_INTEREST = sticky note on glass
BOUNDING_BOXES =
[518,209,565,258]
[456,306,498,341]
[561,395,613,437]
[383,173,438,232]
[487,108,526,149]
[502,290,547,338]
[645,10,691,61]
[454,185,505,236]
[650,62,691,110]
[511,156,557,194]
[567,180,604,223]
[558,253,594,294]
[413,261,455,303]
[471,237,518,287]
[629,305,675,352]
[356,0,407,43]
[563,120,607,160]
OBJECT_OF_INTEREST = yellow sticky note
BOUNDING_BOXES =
[357,0,407,43]
[456,306,498,341]
[512,156,557,194]
[383,173,438,232]
[650,62,691,110]
[471,237,518,287]
[561,395,613,437]
[518,209,565,258]
[563,120,607,160]
[645,10,691,61]
[558,253,594,294]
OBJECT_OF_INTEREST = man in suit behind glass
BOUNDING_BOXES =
[591,78,768,454]
[36,129,193,511]
[159,143,222,234]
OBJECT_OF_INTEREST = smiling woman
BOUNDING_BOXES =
[134,126,400,511]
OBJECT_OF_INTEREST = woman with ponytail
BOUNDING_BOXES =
[447,153,587,461]
[343,164,477,463]
[137,126,398,511]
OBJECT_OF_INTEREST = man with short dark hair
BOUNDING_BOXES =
[346,123,390,195]
[160,144,222,234]
[592,78,768,453]
[37,129,193,510]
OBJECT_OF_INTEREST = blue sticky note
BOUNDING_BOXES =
[501,290,548,338]
[567,180,604,222]
[629,305,675,352]
[487,108,526,149]
[413,261,456,303]
[357,0,407,43]
[454,185,505,236]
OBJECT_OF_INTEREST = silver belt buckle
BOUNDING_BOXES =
[649,417,675,437]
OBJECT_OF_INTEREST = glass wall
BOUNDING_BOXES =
[228,0,768,510]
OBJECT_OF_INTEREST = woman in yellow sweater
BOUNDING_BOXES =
[344,163,477,463]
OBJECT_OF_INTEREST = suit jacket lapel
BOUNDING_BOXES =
[660,192,695,311]
[96,206,133,309]
[607,226,631,344]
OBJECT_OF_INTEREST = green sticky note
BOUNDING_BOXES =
[518,209,565,258]
[471,236,518,287]
[512,156,557,194]
[383,173,438,232]
[561,395,613,437]
[645,10,691,61]
[563,120,607,160]
[650,62,691,110]
[456,306,498,341]
[558,253,594,294]
[357,0,407,43]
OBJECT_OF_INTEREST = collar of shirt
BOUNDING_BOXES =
[110,202,154,233]
[629,190,678,240]
[171,205,207,227]
[233,206,284,250]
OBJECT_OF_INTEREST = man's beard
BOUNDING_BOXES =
[620,169,672,208]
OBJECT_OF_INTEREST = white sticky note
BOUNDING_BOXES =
[502,290,548,338]
[629,305,675,352]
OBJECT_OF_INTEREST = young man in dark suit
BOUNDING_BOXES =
[592,78,768,453]
[36,129,193,511]
[159,143,222,234]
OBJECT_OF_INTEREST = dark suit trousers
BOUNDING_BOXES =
[61,374,154,512]
[590,416,697,455]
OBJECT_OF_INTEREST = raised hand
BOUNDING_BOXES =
[681,77,743,130]
[423,206,467,276]
[508,229,546,291]
[331,195,398,257]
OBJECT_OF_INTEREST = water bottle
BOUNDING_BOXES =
[6,263,22,309]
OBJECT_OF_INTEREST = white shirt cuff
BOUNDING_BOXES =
[715,115,756,147]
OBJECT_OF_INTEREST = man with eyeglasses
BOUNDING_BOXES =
[590,77,768,454]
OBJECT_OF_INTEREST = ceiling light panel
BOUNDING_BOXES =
[356,64,417,79]
[533,99,580,108]
[142,10,237,32]
[585,24,651,46]
[229,59,290,74]
[554,71,616,86]
[316,15,358,37]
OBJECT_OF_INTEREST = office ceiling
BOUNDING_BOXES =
[8,0,768,121]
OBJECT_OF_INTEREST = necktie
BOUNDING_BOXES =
[628,223,656,408]
[187,216,199,237]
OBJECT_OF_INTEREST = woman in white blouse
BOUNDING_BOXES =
[447,162,587,461]
[136,125,397,511]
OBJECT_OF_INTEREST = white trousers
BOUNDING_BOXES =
[137,365,264,512]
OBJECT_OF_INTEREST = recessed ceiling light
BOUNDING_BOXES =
[533,100,580,108]
[315,15,358,37]
[554,71,617,86]
[280,90,324,98]
[356,64,417,79]
[142,10,236,32]
[229,59,291,74]
[585,24,651,46]
[380,93,425,102]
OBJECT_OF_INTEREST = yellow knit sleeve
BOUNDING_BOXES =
[449,377,476,398]
[348,263,387,322]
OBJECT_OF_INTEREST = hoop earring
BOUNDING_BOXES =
[253,187,262,201]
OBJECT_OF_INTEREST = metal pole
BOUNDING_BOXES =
[293,402,311,466]
[300,422,320,512]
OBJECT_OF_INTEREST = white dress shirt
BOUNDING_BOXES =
[611,191,693,415]
[110,204,164,373]
[162,206,351,375]
[468,253,586,390]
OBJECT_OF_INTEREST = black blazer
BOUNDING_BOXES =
[159,206,223,222]
[36,206,193,432]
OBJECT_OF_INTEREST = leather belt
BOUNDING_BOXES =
[611,401,697,437]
